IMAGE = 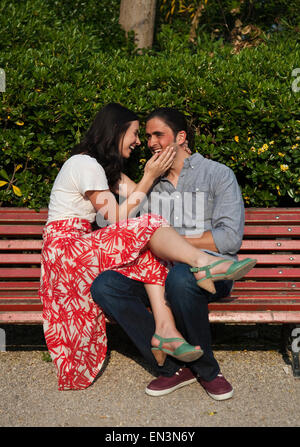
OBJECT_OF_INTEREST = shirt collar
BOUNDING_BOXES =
[185,152,204,167]
[155,152,205,183]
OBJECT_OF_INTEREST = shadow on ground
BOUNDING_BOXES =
[0,322,289,352]
[1,321,297,377]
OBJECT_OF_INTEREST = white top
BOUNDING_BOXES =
[47,154,109,224]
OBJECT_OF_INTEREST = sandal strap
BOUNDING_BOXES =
[190,259,230,279]
[153,334,185,349]
[152,334,200,357]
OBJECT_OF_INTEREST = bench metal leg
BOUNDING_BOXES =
[281,324,300,378]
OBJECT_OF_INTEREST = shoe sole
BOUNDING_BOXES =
[228,259,257,281]
[151,346,203,366]
[206,389,234,401]
[169,349,203,363]
[145,377,197,397]
[212,259,257,282]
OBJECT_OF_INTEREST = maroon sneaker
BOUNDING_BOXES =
[145,367,197,396]
[198,373,233,401]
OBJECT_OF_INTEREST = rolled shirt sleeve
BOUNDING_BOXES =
[210,166,244,255]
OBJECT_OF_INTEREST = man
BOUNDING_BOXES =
[91,108,245,401]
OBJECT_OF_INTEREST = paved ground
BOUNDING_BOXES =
[0,323,299,428]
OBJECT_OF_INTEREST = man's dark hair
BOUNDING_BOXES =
[146,107,195,150]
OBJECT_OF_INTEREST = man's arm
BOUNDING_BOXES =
[209,166,245,255]
[183,231,218,251]
[184,165,244,255]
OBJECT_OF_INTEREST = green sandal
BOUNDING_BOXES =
[151,334,203,366]
[190,258,257,294]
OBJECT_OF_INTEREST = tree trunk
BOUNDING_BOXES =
[119,0,156,49]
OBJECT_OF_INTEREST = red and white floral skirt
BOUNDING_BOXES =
[39,214,168,391]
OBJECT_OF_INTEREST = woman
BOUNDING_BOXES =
[39,103,255,390]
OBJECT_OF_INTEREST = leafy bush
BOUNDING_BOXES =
[157,0,300,38]
[0,0,299,208]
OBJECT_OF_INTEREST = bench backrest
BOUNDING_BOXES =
[235,208,300,295]
[0,207,299,302]
[0,208,47,301]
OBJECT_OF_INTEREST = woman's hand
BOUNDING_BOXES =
[144,146,176,180]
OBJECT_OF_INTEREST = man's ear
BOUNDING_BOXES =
[175,131,187,144]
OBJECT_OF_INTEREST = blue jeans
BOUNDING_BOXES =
[91,263,233,381]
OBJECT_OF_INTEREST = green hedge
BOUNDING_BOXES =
[157,0,300,36]
[0,0,299,209]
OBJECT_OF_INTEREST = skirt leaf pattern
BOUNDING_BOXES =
[39,214,168,390]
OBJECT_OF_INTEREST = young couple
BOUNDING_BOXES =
[40,103,255,399]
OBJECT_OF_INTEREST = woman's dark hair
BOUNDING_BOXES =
[146,107,195,150]
[72,103,139,189]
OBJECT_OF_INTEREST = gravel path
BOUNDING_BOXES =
[0,324,299,427]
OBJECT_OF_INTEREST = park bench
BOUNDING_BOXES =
[0,207,299,376]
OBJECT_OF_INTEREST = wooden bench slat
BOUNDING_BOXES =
[0,208,48,222]
[0,207,48,213]
[1,253,297,265]
[0,304,43,311]
[2,208,298,224]
[0,282,40,290]
[245,208,300,224]
[2,289,298,300]
[244,225,300,236]
[245,268,300,279]
[208,311,300,323]
[0,225,44,236]
[0,299,41,305]
[0,240,43,250]
[0,257,296,274]
[209,302,300,311]
[0,254,41,264]
[1,300,293,311]
[231,290,300,297]
[240,240,300,250]
[0,292,40,298]
[0,268,41,278]
[238,254,300,264]
[233,281,300,291]
[0,214,48,224]
[0,295,40,300]
[0,311,43,324]
[7,280,297,292]
[224,293,300,300]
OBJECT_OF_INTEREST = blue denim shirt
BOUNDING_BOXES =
[141,153,245,260]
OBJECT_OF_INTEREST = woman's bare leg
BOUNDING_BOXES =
[147,226,233,291]
[144,283,202,353]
